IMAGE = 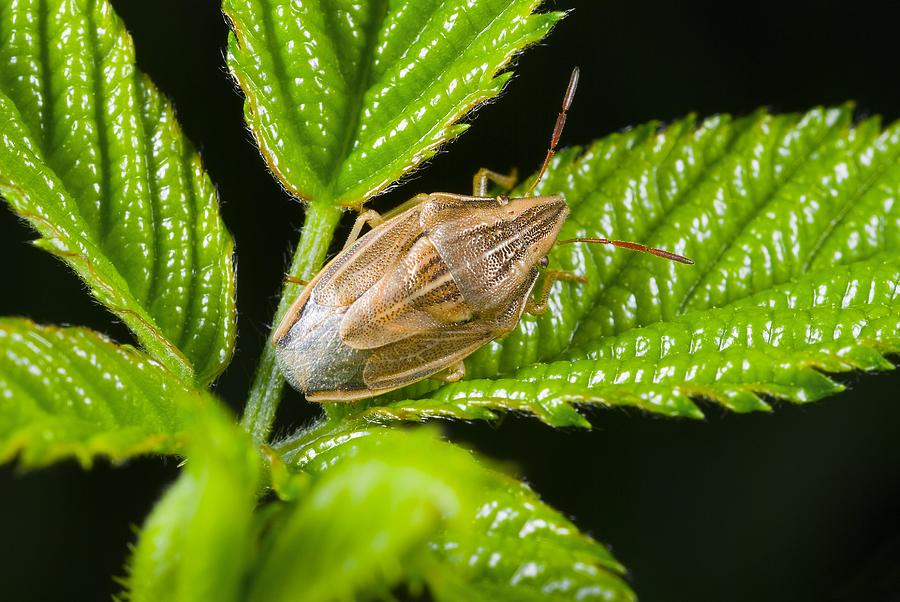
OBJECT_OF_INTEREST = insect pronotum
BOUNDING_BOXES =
[274,68,692,402]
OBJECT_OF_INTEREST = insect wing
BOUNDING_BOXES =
[339,235,472,349]
[421,194,569,312]
[362,325,493,390]
[272,208,421,343]
[314,208,421,307]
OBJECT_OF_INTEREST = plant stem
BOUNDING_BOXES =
[241,200,343,444]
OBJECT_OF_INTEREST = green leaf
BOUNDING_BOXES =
[0,318,204,468]
[272,427,634,601]
[0,1,236,385]
[339,107,898,424]
[224,0,562,208]
[428,482,633,602]
[123,406,261,602]
[250,428,461,602]
[404,259,899,422]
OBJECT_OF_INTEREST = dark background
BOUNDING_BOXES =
[2,1,899,600]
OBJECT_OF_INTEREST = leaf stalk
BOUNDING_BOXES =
[241,200,343,444]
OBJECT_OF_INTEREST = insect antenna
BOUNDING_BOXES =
[557,237,694,264]
[525,66,580,196]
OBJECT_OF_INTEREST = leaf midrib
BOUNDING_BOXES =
[37,0,53,151]
[176,125,201,359]
[253,0,321,194]
[326,0,388,198]
[135,80,164,337]
[85,0,113,244]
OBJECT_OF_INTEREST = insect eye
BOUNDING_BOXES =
[539,256,549,268]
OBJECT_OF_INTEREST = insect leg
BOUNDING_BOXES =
[525,269,587,315]
[430,361,466,383]
[342,210,385,250]
[472,168,518,197]
[381,193,432,221]
[282,275,308,285]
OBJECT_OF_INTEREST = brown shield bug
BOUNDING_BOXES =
[273,68,692,402]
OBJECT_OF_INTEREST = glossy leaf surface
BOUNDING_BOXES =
[402,260,899,423]
[0,0,236,385]
[273,427,634,602]
[0,319,202,468]
[340,107,898,424]
[124,408,260,602]
[250,428,461,602]
[224,0,562,208]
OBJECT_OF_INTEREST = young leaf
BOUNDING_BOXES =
[123,407,261,602]
[249,428,461,602]
[273,427,634,602]
[428,482,633,602]
[338,107,898,424]
[0,319,205,468]
[0,1,236,385]
[224,0,562,208]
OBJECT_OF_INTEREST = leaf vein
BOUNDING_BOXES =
[85,0,112,244]
[255,0,320,193]
[677,115,843,313]
[134,76,162,314]
[348,1,523,169]
[327,0,389,193]
[177,134,200,355]
[571,116,751,337]
[803,130,900,271]
[37,0,53,150]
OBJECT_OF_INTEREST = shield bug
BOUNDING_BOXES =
[274,68,692,402]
